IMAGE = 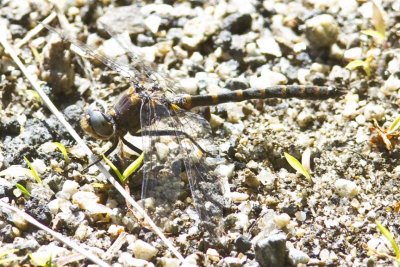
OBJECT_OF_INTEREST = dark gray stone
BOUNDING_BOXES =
[255,233,289,267]
[223,13,252,35]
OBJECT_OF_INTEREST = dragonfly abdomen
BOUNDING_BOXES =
[175,85,343,110]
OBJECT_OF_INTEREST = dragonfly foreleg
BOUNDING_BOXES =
[83,136,119,171]
[121,136,143,154]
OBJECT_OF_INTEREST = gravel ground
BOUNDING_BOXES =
[1,0,400,266]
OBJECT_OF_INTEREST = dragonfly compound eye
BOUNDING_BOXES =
[80,106,115,140]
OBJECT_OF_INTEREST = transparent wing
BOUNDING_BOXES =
[42,23,141,84]
[139,99,225,235]
[99,22,187,97]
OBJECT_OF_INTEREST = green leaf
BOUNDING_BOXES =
[16,183,30,197]
[388,117,400,134]
[24,156,42,184]
[284,152,312,181]
[122,153,144,180]
[53,142,70,163]
[102,154,124,183]
[345,60,371,77]
[361,29,385,43]
[371,0,386,38]
[376,221,400,259]
[29,252,53,267]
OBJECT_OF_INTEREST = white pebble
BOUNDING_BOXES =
[62,180,79,198]
[158,258,180,267]
[343,47,362,61]
[363,103,385,121]
[355,115,366,125]
[289,247,310,265]
[334,179,360,197]
[274,213,291,228]
[179,77,198,95]
[119,252,152,267]
[215,164,235,178]
[31,159,47,174]
[229,192,249,203]
[107,225,125,238]
[130,240,158,261]
[295,211,307,222]
[72,191,99,209]
[319,249,330,261]
[155,142,169,161]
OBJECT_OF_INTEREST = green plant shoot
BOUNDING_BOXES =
[388,117,400,134]
[122,153,144,178]
[53,142,70,163]
[24,156,42,184]
[284,152,312,182]
[102,153,144,183]
[102,155,124,182]
[376,220,400,265]
[16,183,30,197]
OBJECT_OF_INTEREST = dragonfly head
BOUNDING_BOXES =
[81,102,115,140]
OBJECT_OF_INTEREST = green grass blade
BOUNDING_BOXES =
[23,156,42,184]
[122,153,144,181]
[284,152,312,182]
[102,154,124,183]
[53,142,70,163]
[16,183,30,197]
[376,221,400,259]
[388,117,400,134]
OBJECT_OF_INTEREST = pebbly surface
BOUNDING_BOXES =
[0,0,400,266]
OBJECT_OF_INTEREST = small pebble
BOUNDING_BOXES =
[155,143,169,161]
[119,252,152,267]
[214,164,235,178]
[179,77,198,95]
[61,180,79,198]
[255,233,288,267]
[206,248,220,262]
[158,257,180,267]
[223,257,242,267]
[343,47,363,61]
[288,247,310,265]
[235,235,252,253]
[256,35,282,57]
[305,14,339,48]
[274,213,291,228]
[12,214,29,231]
[229,192,249,203]
[108,225,125,238]
[319,249,330,261]
[130,240,158,261]
[363,103,385,121]
[334,179,360,197]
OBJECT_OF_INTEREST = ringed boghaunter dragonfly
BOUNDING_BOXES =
[43,24,344,235]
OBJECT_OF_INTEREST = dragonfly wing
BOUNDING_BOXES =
[140,100,225,235]
[139,100,184,229]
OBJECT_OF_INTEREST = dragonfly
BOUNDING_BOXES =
[42,23,344,236]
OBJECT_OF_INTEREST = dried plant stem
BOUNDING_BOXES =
[0,200,110,267]
[0,26,184,262]
[15,12,57,48]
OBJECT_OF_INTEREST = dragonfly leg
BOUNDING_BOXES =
[121,136,143,154]
[83,137,119,171]
[132,130,208,155]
